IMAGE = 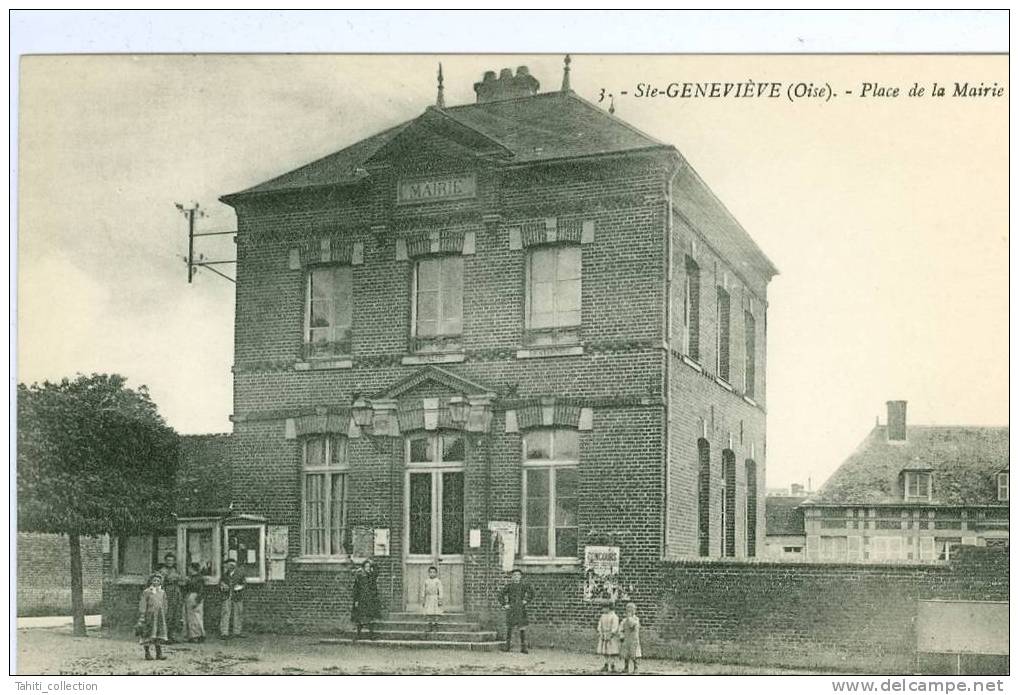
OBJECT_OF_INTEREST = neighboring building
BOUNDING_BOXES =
[763,495,806,560]
[766,482,810,497]
[105,60,776,630]
[802,401,1009,563]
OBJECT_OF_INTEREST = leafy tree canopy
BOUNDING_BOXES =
[18,374,179,537]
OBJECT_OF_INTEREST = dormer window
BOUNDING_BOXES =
[997,471,1008,502]
[903,471,932,501]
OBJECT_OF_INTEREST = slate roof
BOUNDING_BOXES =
[765,495,807,536]
[221,88,777,276]
[806,426,1009,507]
[226,91,666,199]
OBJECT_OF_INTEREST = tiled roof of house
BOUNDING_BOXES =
[227,91,665,199]
[222,89,777,277]
[806,426,1009,506]
[765,495,807,536]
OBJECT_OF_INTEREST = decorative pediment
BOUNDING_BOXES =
[375,365,495,400]
[363,108,512,168]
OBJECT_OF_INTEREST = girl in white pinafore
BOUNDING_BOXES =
[419,565,444,631]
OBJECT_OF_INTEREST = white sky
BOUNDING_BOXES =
[17,54,1008,490]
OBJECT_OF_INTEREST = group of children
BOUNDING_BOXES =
[135,553,247,660]
[596,602,642,674]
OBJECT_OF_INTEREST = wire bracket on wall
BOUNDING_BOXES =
[176,201,237,284]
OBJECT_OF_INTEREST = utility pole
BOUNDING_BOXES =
[175,201,236,284]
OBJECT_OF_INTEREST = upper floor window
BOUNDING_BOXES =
[301,434,350,557]
[684,256,700,360]
[743,310,756,398]
[997,471,1008,501]
[413,256,463,353]
[305,266,352,358]
[522,429,579,560]
[715,287,731,382]
[526,245,581,346]
[903,471,932,501]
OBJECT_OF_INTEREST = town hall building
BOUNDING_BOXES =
[103,59,777,633]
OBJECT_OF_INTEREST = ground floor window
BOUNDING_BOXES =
[302,472,349,557]
[117,532,176,578]
[819,535,848,561]
[522,429,579,560]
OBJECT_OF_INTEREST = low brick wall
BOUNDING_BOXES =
[17,532,103,616]
[653,546,1007,672]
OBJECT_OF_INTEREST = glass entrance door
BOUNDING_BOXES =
[405,467,464,612]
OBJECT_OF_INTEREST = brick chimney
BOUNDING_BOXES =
[474,66,540,103]
[886,400,907,442]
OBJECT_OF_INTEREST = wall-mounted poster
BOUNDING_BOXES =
[268,525,289,559]
[584,545,621,603]
[373,528,390,556]
[352,527,374,558]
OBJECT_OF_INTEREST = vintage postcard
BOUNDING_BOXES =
[13,23,1009,681]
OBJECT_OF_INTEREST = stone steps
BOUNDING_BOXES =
[320,637,504,651]
[321,612,502,651]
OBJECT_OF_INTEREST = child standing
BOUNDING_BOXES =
[419,565,444,631]
[136,573,169,661]
[596,603,621,672]
[619,602,642,674]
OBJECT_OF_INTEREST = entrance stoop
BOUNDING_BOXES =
[320,613,503,652]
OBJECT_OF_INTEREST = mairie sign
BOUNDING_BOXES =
[397,174,476,205]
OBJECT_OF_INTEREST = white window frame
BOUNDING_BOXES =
[819,535,848,562]
[525,245,582,345]
[903,471,933,501]
[411,255,464,352]
[304,265,353,356]
[223,523,266,583]
[521,429,580,562]
[997,472,1008,501]
[870,535,904,562]
[300,435,351,560]
[177,520,222,585]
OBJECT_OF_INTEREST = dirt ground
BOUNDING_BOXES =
[16,625,813,675]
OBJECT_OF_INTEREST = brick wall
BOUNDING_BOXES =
[18,532,102,616]
[653,546,1008,672]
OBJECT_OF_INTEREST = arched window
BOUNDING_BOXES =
[745,459,758,557]
[697,439,711,557]
[722,449,736,557]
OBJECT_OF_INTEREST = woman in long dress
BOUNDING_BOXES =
[137,573,169,661]
[183,562,206,642]
[351,559,381,640]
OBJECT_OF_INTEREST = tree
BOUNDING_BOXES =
[18,374,179,636]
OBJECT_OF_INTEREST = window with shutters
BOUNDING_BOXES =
[305,265,353,358]
[412,255,463,353]
[525,245,581,346]
[301,435,350,558]
[684,257,701,361]
[522,429,579,559]
[716,287,731,382]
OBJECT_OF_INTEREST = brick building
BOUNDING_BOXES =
[801,401,1009,563]
[105,61,776,631]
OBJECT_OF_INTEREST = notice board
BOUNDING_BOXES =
[916,600,1008,655]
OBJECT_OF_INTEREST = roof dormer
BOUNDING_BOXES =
[901,465,933,502]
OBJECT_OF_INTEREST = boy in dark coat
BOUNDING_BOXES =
[497,568,534,653]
